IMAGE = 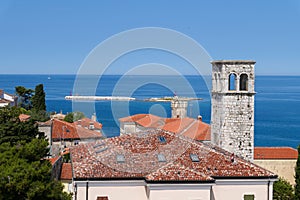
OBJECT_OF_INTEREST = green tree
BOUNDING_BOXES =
[0,107,71,200]
[273,178,294,200]
[64,111,85,123]
[295,145,300,199]
[15,86,34,110]
[31,84,49,122]
[32,84,46,112]
[0,107,42,145]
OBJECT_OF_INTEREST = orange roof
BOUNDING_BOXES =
[37,120,52,126]
[60,163,72,180]
[19,114,31,122]
[254,147,298,160]
[74,117,102,129]
[52,119,103,141]
[120,114,211,141]
[71,130,277,181]
[48,156,60,165]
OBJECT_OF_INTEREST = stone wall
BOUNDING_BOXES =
[211,61,256,160]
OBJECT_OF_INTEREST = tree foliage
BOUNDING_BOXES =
[295,145,300,199]
[32,84,46,112]
[16,84,49,122]
[64,111,85,123]
[273,178,294,200]
[15,86,34,110]
[0,107,71,200]
[0,107,42,145]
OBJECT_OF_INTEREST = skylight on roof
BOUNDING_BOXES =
[190,153,200,162]
[93,143,105,148]
[95,147,108,154]
[116,154,125,163]
[158,136,166,143]
[157,154,166,162]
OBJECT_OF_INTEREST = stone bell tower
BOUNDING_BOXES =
[171,96,188,118]
[211,60,256,160]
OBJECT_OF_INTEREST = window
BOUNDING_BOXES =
[116,154,125,163]
[93,143,104,148]
[240,74,248,91]
[190,153,200,162]
[244,194,254,200]
[95,147,108,154]
[97,197,108,200]
[228,73,237,91]
[157,154,167,162]
[158,136,166,143]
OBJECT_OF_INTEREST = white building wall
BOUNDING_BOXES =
[75,181,148,200]
[3,93,14,102]
[74,179,275,200]
[211,179,274,200]
[148,184,212,200]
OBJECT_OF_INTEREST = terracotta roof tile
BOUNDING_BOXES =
[52,119,103,141]
[19,114,31,122]
[48,156,60,165]
[71,130,276,182]
[254,147,298,159]
[120,114,211,141]
[0,99,11,103]
[60,163,72,180]
[74,118,102,129]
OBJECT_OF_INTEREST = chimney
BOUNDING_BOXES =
[89,122,94,130]
[77,120,82,127]
[91,113,97,122]
[197,115,202,121]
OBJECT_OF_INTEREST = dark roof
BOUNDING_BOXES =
[71,130,276,182]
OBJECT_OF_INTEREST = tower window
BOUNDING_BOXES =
[228,73,237,91]
[240,74,248,91]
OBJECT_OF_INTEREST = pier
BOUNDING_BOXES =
[65,96,136,101]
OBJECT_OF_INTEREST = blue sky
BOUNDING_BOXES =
[0,0,299,75]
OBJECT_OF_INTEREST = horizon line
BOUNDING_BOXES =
[0,73,300,76]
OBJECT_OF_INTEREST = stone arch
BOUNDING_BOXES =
[240,73,248,91]
[228,73,237,91]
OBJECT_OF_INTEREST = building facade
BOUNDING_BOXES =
[71,130,277,200]
[211,60,256,160]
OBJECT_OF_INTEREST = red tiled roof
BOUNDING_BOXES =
[48,156,60,165]
[70,130,276,182]
[37,120,52,126]
[119,114,163,128]
[0,99,10,103]
[120,114,211,141]
[60,163,72,180]
[52,119,103,141]
[19,114,31,122]
[254,147,298,160]
[74,118,102,129]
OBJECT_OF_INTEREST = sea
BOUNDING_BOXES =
[0,74,299,148]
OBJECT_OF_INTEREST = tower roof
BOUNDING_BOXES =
[211,60,256,64]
